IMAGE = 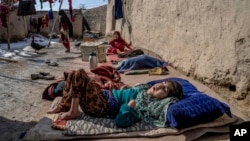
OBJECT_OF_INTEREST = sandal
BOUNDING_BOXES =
[44,74,55,80]
[31,73,55,80]
[39,72,50,76]
[148,67,169,75]
[48,62,59,66]
[44,59,51,64]
[65,49,70,53]
[31,74,39,80]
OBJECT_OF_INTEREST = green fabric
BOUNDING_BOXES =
[113,84,178,128]
[135,91,179,127]
[112,85,148,105]
[115,104,140,128]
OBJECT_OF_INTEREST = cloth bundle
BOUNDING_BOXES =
[17,0,36,16]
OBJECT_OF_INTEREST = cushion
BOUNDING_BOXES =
[147,77,198,96]
[167,93,232,128]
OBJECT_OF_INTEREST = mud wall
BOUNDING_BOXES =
[0,6,107,41]
[81,5,107,34]
[106,0,250,96]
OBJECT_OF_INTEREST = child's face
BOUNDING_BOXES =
[113,33,119,39]
[147,81,171,99]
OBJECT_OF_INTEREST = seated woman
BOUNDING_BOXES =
[47,68,183,128]
[107,31,133,54]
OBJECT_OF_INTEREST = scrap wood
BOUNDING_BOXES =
[0,57,18,63]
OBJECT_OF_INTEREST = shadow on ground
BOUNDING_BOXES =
[0,116,37,141]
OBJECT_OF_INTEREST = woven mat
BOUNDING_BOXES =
[23,97,240,141]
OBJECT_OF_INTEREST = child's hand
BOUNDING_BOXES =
[128,100,136,109]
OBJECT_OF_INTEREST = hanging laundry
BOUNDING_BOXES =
[48,0,54,3]
[41,14,49,28]
[17,0,36,16]
[115,0,123,19]
[30,17,38,29]
[37,17,42,32]
[0,4,8,28]
[48,8,54,20]
[59,10,73,38]
[68,0,74,22]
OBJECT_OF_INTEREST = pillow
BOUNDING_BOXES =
[147,77,198,96]
[167,92,232,128]
[147,77,232,129]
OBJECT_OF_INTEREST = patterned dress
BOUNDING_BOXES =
[57,68,119,118]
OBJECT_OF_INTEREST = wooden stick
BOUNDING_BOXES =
[47,0,64,47]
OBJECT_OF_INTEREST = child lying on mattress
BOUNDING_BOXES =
[47,68,184,128]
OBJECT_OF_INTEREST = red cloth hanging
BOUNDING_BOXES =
[68,0,74,22]
[0,4,9,28]
[41,14,49,28]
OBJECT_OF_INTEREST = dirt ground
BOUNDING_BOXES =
[0,42,249,141]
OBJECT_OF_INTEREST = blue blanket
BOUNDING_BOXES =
[116,55,168,73]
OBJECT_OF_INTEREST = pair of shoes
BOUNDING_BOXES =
[39,72,55,80]
[148,67,169,75]
[45,59,51,64]
[111,60,119,65]
[31,72,55,80]
[47,62,59,66]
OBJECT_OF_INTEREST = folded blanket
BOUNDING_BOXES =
[116,55,168,73]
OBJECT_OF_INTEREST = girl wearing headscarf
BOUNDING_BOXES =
[107,31,133,54]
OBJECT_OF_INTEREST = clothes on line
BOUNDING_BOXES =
[48,8,54,20]
[17,0,36,16]
[115,0,123,19]
[41,14,49,28]
[30,14,49,33]
[0,4,8,28]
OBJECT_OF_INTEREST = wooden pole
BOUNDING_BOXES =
[23,16,27,36]
[3,0,13,50]
[7,7,10,50]
[0,57,18,63]
[47,0,64,47]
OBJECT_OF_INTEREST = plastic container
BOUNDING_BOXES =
[89,52,97,70]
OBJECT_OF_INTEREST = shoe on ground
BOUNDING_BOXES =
[148,67,169,75]
[39,72,50,76]
[44,74,55,80]
[65,49,70,53]
[48,62,59,66]
[31,74,39,80]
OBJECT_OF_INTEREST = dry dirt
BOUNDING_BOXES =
[0,43,249,141]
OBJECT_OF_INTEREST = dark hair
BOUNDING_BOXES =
[166,80,184,99]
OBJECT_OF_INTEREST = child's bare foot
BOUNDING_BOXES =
[47,106,61,114]
[59,112,81,120]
